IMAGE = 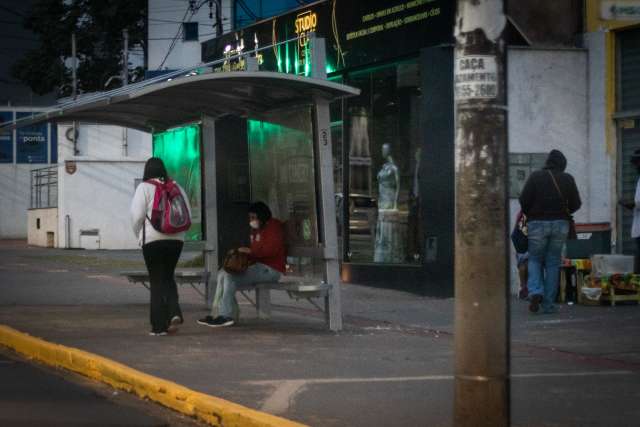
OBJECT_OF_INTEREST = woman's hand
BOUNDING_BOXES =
[237,247,251,254]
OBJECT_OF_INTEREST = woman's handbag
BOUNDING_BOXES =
[511,211,528,253]
[222,249,249,274]
[548,171,578,240]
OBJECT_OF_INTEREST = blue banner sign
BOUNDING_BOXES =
[16,112,48,164]
[0,111,12,163]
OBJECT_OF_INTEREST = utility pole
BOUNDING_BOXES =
[453,1,509,426]
[122,29,129,86]
[71,32,77,99]
[122,29,129,157]
[71,31,79,155]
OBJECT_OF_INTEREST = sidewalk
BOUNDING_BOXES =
[1,240,639,426]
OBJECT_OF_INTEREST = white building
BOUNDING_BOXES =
[26,0,235,249]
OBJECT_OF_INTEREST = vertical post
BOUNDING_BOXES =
[310,36,342,331]
[453,1,509,426]
[122,29,129,157]
[202,116,219,308]
[71,33,77,99]
[71,32,79,155]
[122,29,129,86]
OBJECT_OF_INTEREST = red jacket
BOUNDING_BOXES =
[249,218,286,274]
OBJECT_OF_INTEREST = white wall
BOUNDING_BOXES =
[57,123,152,249]
[585,31,617,245]
[507,47,589,293]
[0,164,32,238]
[27,208,58,247]
[148,0,233,70]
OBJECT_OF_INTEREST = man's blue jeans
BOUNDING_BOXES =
[212,263,281,320]
[527,220,569,313]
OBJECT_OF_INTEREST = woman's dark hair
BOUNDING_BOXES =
[248,201,272,225]
[143,157,168,181]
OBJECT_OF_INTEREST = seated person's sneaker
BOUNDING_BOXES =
[197,315,214,326]
[149,331,168,336]
[198,315,234,328]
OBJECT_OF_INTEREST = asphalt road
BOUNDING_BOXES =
[0,348,204,427]
[1,241,639,426]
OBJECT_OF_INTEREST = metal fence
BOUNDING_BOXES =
[30,166,58,209]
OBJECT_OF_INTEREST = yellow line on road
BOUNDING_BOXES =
[0,324,307,427]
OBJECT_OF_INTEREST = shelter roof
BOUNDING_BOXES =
[1,71,359,133]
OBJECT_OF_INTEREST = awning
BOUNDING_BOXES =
[1,71,359,133]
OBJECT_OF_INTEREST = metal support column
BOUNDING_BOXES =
[453,1,509,426]
[202,115,219,308]
[311,36,342,331]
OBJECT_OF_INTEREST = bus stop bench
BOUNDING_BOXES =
[240,276,331,322]
[121,270,331,323]
[121,269,209,302]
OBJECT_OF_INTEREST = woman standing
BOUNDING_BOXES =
[131,157,191,335]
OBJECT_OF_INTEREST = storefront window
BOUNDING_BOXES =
[343,60,423,265]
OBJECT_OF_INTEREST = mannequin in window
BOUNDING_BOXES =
[377,143,400,210]
[374,143,406,263]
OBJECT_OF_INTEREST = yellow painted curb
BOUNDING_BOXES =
[0,325,307,427]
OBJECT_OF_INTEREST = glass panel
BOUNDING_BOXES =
[247,107,321,277]
[0,111,13,163]
[152,124,203,241]
[247,108,317,245]
[16,112,48,164]
[345,60,423,264]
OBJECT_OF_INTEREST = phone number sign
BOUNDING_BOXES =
[454,55,498,101]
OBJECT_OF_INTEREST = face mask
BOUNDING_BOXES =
[249,220,260,229]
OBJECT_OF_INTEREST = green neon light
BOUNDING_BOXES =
[152,124,202,241]
[285,41,290,73]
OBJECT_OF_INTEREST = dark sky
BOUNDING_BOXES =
[0,0,57,106]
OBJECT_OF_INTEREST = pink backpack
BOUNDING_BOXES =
[146,179,191,234]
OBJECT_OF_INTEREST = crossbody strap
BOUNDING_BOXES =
[547,170,570,216]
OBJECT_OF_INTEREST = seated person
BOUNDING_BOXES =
[198,202,285,328]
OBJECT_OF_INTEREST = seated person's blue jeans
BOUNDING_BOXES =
[212,263,281,320]
[527,220,569,313]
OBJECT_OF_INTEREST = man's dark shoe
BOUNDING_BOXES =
[529,294,542,313]
[197,315,234,328]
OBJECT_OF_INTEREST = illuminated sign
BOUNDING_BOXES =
[295,10,318,47]
[294,10,318,76]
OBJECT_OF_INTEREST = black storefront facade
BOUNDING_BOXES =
[202,0,456,295]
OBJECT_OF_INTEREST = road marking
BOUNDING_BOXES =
[260,380,307,414]
[47,269,69,273]
[250,370,634,414]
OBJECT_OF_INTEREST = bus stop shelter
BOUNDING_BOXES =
[2,69,360,331]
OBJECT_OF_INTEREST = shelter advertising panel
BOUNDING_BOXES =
[0,111,12,163]
[152,124,203,241]
[16,112,48,164]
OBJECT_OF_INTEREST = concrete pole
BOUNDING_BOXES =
[71,32,78,155]
[122,29,129,86]
[453,1,509,426]
[71,32,77,99]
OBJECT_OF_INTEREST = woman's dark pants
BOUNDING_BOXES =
[142,240,184,333]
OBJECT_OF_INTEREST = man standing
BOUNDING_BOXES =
[519,149,581,314]
[619,149,640,273]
